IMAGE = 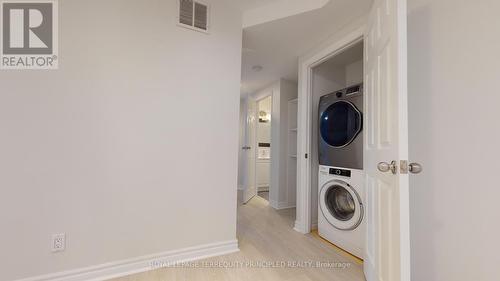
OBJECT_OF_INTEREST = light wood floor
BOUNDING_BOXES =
[110,196,365,281]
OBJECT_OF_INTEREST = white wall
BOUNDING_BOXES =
[407,0,500,280]
[0,1,242,280]
[258,95,272,114]
[257,96,272,144]
[345,60,363,86]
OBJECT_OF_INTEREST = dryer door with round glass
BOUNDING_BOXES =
[319,180,363,230]
[320,101,362,148]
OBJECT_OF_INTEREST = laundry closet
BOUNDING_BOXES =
[311,40,365,258]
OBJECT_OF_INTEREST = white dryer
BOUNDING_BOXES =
[318,165,365,258]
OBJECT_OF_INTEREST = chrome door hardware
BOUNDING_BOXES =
[377,161,397,174]
[409,163,422,174]
[400,160,423,174]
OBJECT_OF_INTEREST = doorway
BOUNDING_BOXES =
[238,80,298,210]
[295,28,365,234]
[295,0,412,277]
[311,40,364,231]
[256,95,272,202]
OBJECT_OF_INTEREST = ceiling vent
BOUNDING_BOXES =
[178,0,209,33]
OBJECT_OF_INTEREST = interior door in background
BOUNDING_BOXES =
[242,97,257,204]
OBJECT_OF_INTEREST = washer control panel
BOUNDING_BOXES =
[329,168,351,178]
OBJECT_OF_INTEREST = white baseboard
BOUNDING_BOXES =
[270,200,296,210]
[269,199,279,209]
[15,240,239,281]
[257,185,269,192]
[294,220,307,234]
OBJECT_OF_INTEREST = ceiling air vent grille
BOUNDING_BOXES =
[179,0,194,26]
[178,0,209,32]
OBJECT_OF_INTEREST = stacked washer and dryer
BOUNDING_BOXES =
[318,83,365,259]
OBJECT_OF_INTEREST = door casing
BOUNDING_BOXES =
[295,26,365,234]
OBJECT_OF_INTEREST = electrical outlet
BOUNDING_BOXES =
[51,233,66,252]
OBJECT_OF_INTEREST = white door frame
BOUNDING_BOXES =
[295,26,365,234]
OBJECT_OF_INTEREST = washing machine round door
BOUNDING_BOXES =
[319,180,363,230]
[320,101,362,148]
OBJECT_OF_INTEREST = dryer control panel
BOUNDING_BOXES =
[329,168,351,178]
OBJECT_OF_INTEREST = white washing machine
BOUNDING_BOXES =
[318,165,365,258]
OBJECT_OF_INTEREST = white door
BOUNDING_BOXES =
[364,0,410,280]
[242,97,257,204]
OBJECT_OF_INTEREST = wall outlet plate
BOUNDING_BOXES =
[51,233,66,252]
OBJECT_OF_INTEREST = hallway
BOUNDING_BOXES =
[112,197,364,281]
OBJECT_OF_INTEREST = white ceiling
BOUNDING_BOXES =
[236,0,272,11]
[241,0,331,28]
[241,0,372,96]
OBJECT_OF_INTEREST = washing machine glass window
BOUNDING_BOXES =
[325,185,355,221]
[319,180,363,231]
[320,101,362,148]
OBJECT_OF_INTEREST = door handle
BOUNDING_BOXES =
[400,160,423,174]
[409,163,423,174]
[242,146,251,150]
[378,161,397,174]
